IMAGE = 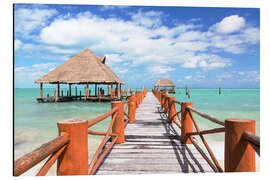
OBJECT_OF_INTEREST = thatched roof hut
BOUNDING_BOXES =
[154,79,175,87]
[35,49,124,84]
[35,49,125,102]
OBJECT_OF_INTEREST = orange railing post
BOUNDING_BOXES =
[181,102,194,144]
[111,101,125,143]
[168,97,176,123]
[128,94,136,123]
[136,92,139,109]
[164,94,170,114]
[225,119,256,172]
[57,119,88,175]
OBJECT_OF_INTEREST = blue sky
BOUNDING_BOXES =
[14,4,260,88]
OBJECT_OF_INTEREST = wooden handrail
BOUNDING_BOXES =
[36,144,67,176]
[243,131,260,146]
[88,111,118,174]
[152,89,259,172]
[88,107,118,127]
[186,127,225,137]
[187,110,223,172]
[187,106,225,126]
[243,131,260,156]
[14,133,70,176]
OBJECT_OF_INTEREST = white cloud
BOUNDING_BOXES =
[131,10,163,28]
[15,40,22,51]
[185,75,192,80]
[148,65,175,75]
[216,71,259,82]
[36,11,257,72]
[15,63,58,82]
[212,15,245,34]
[15,7,57,37]
[99,5,129,11]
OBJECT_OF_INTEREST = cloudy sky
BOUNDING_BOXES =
[14,4,260,88]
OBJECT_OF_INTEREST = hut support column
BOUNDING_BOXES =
[57,83,60,98]
[86,83,89,98]
[40,83,43,99]
[111,84,113,98]
[69,84,71,96]
[95,84,97,97]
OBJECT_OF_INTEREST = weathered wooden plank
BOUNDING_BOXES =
[95,92,214,175]
[97,163,212,173]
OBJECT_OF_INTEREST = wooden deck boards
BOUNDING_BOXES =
[95,92,214,175]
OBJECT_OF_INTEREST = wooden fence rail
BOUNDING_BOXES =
[152,89,260,172]
[14,89,148,176]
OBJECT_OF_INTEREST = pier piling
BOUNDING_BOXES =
[225,119,256,172]
[181,102,194,144]
[57,119,88,175]
[111,101,125,144]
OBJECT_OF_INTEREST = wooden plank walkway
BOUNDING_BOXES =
[95,92,214,175]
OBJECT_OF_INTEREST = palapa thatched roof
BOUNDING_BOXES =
[35,49,124,84]
[154,79,175,87]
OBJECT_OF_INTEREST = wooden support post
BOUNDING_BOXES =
[61,90,63,97]
[168,97,176,123]
[120,84,122,98]
[57,119,88,175]
[57,83,60,98]
[69,84,71,96]
[128,94,136,123]
[107,85,109,97]
[181,102,194,144]
[66,90,68,97]
[86,83,89,98]
[225,119,256,172]
[40,83,43,99]
[95,84,97,97]
[75,87,77,97]
[111,101,125,144]
[80,91,81,100]
[55,88,58,103]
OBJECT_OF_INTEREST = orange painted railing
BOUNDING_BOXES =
[152,89,260,172]
[14,88,148,176]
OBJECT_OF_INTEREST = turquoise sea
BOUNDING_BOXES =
[14,88,260,174]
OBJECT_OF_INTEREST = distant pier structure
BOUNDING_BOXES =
[219,87,221,95]
[34,49,125,103]
[154,79,175,94]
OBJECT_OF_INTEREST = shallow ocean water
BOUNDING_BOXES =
[14,88,260,174]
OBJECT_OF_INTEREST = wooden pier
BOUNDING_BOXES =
[14,89,259,176]
[95,92,213,174]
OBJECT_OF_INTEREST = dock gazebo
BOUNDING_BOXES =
[154,79,175,93]
[35,49,125,103]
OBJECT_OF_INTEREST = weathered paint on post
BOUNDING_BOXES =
[111,101,125,144]
[128,94,136,123]
[168,97,176,123]
[225,119,256,172]
[181,102,194,144]
[57,119,88,175]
